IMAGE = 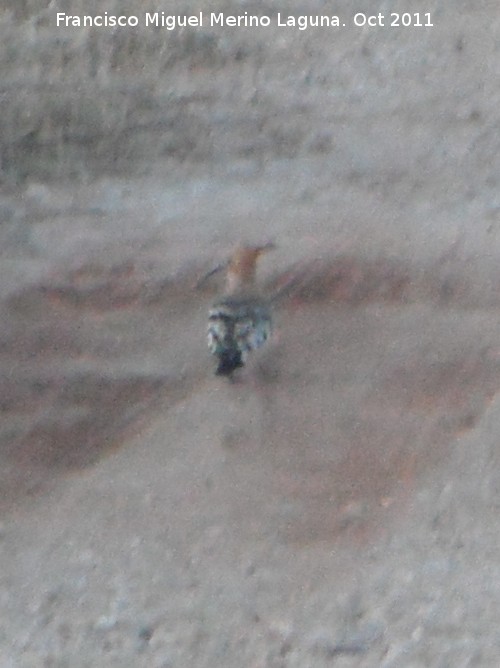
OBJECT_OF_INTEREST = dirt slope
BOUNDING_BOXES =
[2,1,500,666]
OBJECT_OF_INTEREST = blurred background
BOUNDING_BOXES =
[2,1,500,666]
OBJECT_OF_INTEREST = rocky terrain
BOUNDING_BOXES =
[1,1,500,666]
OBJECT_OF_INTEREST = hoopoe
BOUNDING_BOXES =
[203,243,275,377]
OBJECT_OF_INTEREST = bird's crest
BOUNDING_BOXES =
[196,242,275,293]
[225,242,275,294]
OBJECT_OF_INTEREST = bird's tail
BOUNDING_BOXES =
[215,348,244,376]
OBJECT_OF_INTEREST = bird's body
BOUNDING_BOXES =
[205,244,274,377]
[208,296,272,376]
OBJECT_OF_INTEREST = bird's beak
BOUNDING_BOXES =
[256,241,277,255]
[195,261,228,289]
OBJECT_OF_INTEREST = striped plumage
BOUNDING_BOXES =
[208,297,272,376]
[206,244,274,377]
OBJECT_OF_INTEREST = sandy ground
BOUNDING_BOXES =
[2,1,500,666]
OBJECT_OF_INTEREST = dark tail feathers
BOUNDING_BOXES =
[215,349,244,376]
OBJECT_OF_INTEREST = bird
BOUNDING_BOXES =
[202,243,275,378]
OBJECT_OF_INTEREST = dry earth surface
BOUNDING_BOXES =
[2,1,500,666]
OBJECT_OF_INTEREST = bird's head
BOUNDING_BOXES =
[196,242,275,293]
[226,242,276,293]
